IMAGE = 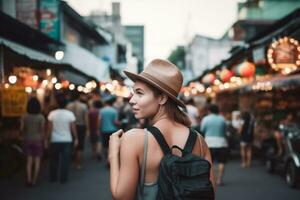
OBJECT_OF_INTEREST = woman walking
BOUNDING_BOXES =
[20,97,45,186]
[239,112,255,168]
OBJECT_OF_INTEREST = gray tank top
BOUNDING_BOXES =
[136,129,158,200]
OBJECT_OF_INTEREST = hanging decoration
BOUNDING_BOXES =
[236,61,256,77]
[202,73,216,85]
[267,36,300,75]
[220,69,233,82]
[61,80,70,88]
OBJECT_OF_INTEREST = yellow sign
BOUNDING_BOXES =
[1,87,28,117]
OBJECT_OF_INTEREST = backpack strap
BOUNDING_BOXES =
[183,129,198,154]
[147,126,171,155]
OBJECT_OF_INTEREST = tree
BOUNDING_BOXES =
[168,46,186,70]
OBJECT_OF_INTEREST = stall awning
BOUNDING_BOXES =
[1,37,96,85]
[61,42,110,82]
[0,37,59,64]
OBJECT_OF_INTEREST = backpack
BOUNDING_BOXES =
[147,126,215,200]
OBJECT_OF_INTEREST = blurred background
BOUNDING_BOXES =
[0,0,300,199]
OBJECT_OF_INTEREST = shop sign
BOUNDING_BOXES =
[39,0,60,40]
[1,87,28,117]
[267,37,300,74]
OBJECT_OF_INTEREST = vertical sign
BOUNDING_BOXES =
[16,0,39,29]
[39,0,60,40]
[1,87,28,117]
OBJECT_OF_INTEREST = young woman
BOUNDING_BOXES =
[109,59,215,200]
[20,97,45,186]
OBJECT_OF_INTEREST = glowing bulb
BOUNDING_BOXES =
[33,75,38,81]
[77,86,83,92]
[55,83,62,90]
[51,77,57,84]
[25,87,32,93]
[46,69,51,76]
[8,75,17,84]
[42,80,48,86]
[69,84,75,90]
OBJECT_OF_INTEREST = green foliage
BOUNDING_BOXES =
[168,46,186,70]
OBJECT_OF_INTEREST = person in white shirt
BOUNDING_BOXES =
[47,95,78,183]
[185,98,200,128]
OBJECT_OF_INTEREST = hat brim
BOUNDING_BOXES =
[124,70,186,108]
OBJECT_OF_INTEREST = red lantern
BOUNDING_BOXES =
[61,80,70,88]
[202,73,216,85]
[220,69,233,82]
[239,62,256,77]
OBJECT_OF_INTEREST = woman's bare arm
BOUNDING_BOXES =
[109,129,141,200]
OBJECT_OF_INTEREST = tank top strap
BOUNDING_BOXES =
[139,128,149,196]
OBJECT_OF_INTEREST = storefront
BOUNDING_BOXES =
[183,8,300,144]
[0,12,99,141]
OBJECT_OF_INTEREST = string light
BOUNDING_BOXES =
[69,84,75,90]
[77,86,83,92]
[25,87,32,93]
[51,77,57,84]
[55,83,62,90]
[33,75,38,81]
[46,69,51,76]
[42,80,48,86]
[8,75,17,84]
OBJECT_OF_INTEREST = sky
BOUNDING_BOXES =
[65,0,245,63]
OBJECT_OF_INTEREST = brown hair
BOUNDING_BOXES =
[147,83,191,127]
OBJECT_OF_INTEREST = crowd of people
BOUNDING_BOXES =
[20,91,296,188]
[19,89,143,186]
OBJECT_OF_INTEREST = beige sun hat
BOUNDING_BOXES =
[124,59,185,108]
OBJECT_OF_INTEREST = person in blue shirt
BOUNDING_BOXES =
[201,104,228,186]
[99,96,120,164]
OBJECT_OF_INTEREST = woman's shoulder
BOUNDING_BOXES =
[124,128,145,139]
[121,129,145,151]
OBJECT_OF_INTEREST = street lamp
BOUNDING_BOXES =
[55,51,64,60]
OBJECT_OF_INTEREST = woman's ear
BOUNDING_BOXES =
[159,94,168,105]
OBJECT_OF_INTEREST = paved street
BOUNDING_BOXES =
[1,154,111,200]
[1,152,300,200]
[216,159,300,199]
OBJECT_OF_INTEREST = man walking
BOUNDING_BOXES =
[201,104,228,186]
[99,95,119,165]
[67,92,88,170]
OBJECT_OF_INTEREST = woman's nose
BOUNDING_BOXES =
[129,95,136,106]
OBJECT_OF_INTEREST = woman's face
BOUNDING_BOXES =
[129,81,161,119]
